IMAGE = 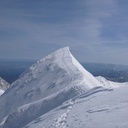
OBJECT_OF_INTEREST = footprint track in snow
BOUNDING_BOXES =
[50,100,74,128]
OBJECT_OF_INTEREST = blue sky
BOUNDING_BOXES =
[0,0,128,64]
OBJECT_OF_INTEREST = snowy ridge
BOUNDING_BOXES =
[70,52,102,88]
[0,47,127,128]
[0,47,104,128]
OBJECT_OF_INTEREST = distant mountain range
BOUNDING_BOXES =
[83,62,128,82]
[0,59,34,83]
[0,77,10,96]
[0,59,128,84]
[0,47,128,128]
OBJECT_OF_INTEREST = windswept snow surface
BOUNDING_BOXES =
[25,85,128,128]
[96,76,128,88]
[0,47,103,128]
[0,47,127,128]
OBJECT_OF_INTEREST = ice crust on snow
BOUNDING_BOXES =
[0,47,127,128]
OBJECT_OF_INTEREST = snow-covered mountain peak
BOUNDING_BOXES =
[37,47,70,63]
[37,46,102,88]
[0,47,112,128]
[12,47,101,93]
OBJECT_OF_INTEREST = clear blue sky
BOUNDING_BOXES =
[0,0,128,64]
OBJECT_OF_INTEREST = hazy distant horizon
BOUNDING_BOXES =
[0,57,128,66]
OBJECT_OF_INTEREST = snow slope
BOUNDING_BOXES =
[0,47,127,128]
[96,76,128,88]
[0,47,103,128]
[25,84,128,128]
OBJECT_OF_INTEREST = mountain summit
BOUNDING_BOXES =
[0,47,103,128]
[0,47,127,128]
